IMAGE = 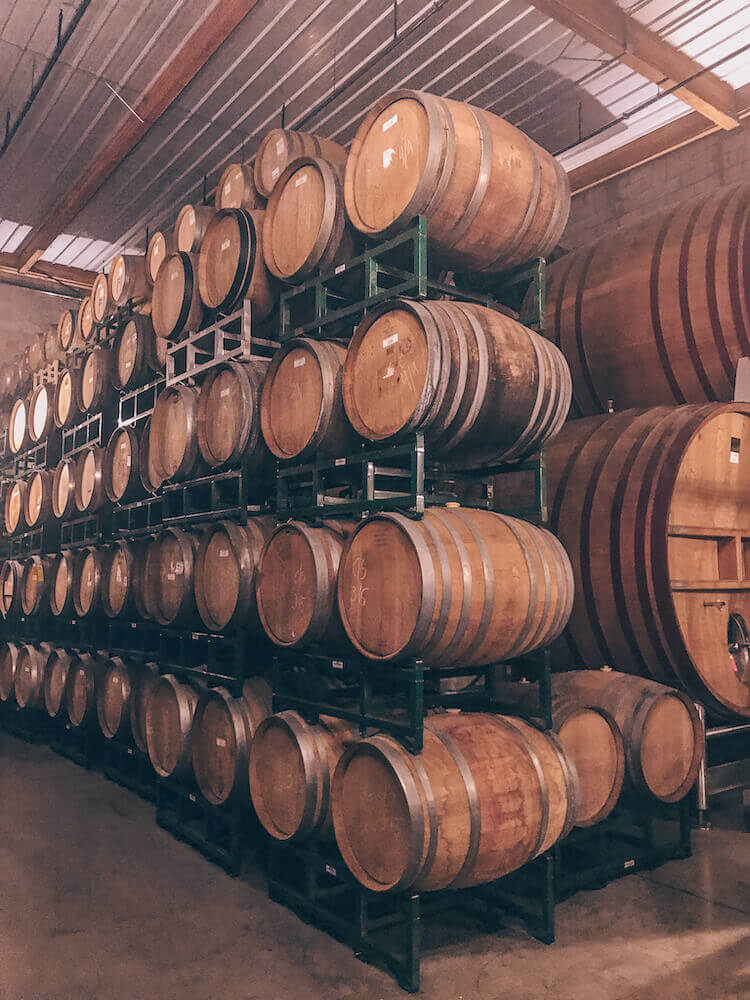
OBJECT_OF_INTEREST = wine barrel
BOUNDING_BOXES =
[342,299,570,467]
[4,479,27,535]
[9,396,29,454]
[344,90,569,272]
[109,253,149,307]
[0,641,21,701]
[23,469,52,529]
[552,671,704,803]
[27,332,46,372]
[543,403,750,718]
[0,560,23,620]
[150,383,200,482]
[66,652,105,728]
[20,555,51,616]
[73,545,105,618]
[79,345,111,412]
[96,656,133,740]
[148,527,201,626]
[74,445,106,514]
[27,383,55,443]
[49,551,75,618]
[332,712,578,892]
[256,519,355,648]
[76,296,95,344]
[91,272,114,324]
[260,339,359,461]
[194,517,274,633]
[138,417,164,495]
[263,157,357,283]
[338,507,573,666]
[197,360,270,471]
[101,539,138,618]
[43,324,65,365]
[53,368,81,429]
[145,674,199,779]
[146,231,170,286]
[104,426,140,503]
[191,680,271,805]
[215,162,264,211]
[197,208,275,318]
[540,184,750,415]
[113,315,158,390]
[129,660,160,752]
[14,643,50,709]
[151,252,203,340]
[52,458,77,520]
[43,648,74,718]
[255,128,347,199]
[133,537,157,620]
[249,711,354,841]
[174,204,215,254]
[57,309,76,352]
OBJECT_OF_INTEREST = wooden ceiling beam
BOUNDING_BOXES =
[530,0,739,130]
[16,0,258,273]
[0,253,93,296]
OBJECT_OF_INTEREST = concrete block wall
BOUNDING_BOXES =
[564,118,750,249]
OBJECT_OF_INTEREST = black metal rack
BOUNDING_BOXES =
[59,510,112,548]
[118,377,165,428]
[13,437,54,475]
[8,522,57,558]
[49,717,103,769]
[112,495,163,536]
[102,739,157,802]
[62,410,114,459]
[160,468,271,525]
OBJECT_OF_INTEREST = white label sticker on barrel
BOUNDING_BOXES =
[216,737,226,748]
[224,181,231,195]
[221,240,230,252]
[220,387,231,397]
[325,864,337,877]
[276,138,284,155]
[171,271,179,280]
[167,573,175,581]
[126,456,131,467]
[271,167,279,179]
[219,549,229,557]
[383,365,395,379]
[730,437,741,464]
[295,173,307,187]
[294,357,306,368]
[382,147,395,169]
[332,660,343,670]
[174,562,183,575]
[382,333,398,349]
[382,114,398,132]
[335,458,346,467]
[335,263,346,274]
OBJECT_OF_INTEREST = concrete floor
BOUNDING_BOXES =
[1,730,749,1000]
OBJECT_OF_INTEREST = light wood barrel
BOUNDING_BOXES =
[54,368,81,429]
[146,231,170,286]
[113,315,158,390]
[152,252,203,340]
[150,383,200,482]
[260,339,359,461]
[9,396,29,454]
[101,539,138,618]
[0,641,21,701]
[66,652,105,728]
[257,519,355,648]
[197,360,270,471]
[28,383,55,443]
[344,90,569,272]
[24,469,53,529]
[20,555,51,616]
[543,403,750,718]
[49,551,75,618]
[215,162,264,211]
[57,309,76,352]
[76,296,95,344]
[73,545,105,618]
[14,643,51,709]
[4,479,27,535]
[129,660,160,752]
[197,208,275,318]
[92,272,114,324]
[249,711,354,841]
[174,204,216,254]
[0,561,23,620]
[194,517,274,633]
[255,128,347,199]
[43,648,74,718]
[104,426,140,504]
[332,712,577,892]
[338,508,573,666]
[552,671,704,802]
[138,417,164,495]
[343,299,570,467]
[96,656,133,740]
[79,345,111,412]
[263,156,357,283]
[109,253,150,307]
[145,674,199,779]
[74,445,106,514]
[52,458,77,520]
[148,527,201,626]
[540,184,750,415]
[192,679,271,805]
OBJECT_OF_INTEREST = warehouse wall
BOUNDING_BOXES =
[0,284,80,358]
[564,118,750,248]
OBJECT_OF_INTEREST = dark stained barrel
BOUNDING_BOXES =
[197,208,276,318]
[196,360,270,472]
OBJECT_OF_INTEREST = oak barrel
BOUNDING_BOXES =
[197,208,275,318]
[215,162,264,211]
[260,339,359,461]
[4,479,26,534]
[28,383,55,443]
[332,712,578,892]
[543,403,750,718]
[52,458,77,520]
[254,128,347,199]
[249,711,354,841]
[342,299,570,466]
[174,204,215,254]
[49,551,75,618]
[113,314,158,389]
[79,345,111,412]
[152,252,203,340]
[57,309,76,352]
[53,368,81,429]
[132,538,157,620]
[146,231,170,286]
[145,674,199,779]
[148,527,201,626]
[92,272,114,324]
[552,671,704,802]
[101,539,137,618]
[109,253,149,307]
[138,417,164,495]
[23,469,52,529]
[150,383,200,482]
[73,545,105,618]
[129,660,160,752]
[104,426,140,504]
[9,396,29,454]
[14,643,51,709]
[96,656,133,740]
[0,641,21,701]
[197,360,270,471]
[43,648,74,718]
[338,508,573,666]
[20,555,51,616]
[65,652,106,728]
[74,446,106,514]
[76,296,95,344]
[540,184,750,414]
[344,90,569,272]
[0,560,23,620]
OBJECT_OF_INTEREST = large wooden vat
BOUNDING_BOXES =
[541,185,750,414]
[254,128,347,199]
[344,90,569,272]
[342,300,570,467]
[332,712,578,892]
[145,674,199,779]
[338,508,573,666]
[197,208,275,318]
[151,252,203,340]
[543,403,750,718]
[196,360,270,472]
